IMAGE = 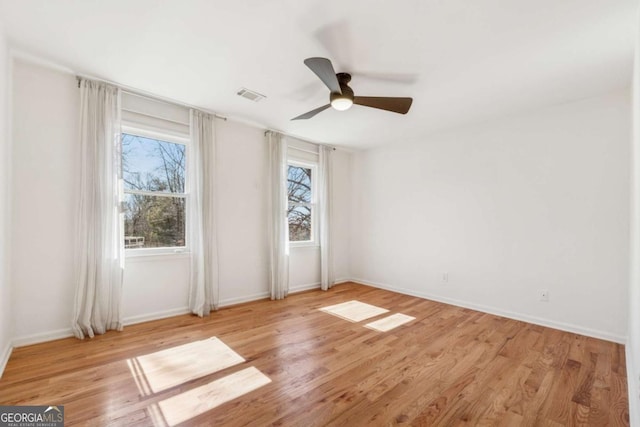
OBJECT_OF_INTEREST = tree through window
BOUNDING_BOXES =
[287,164,314,242]
[122,133,186,249]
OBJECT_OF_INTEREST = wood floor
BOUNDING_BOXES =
[0,283,629,426]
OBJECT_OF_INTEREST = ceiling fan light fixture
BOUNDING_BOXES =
[330,95,353,111]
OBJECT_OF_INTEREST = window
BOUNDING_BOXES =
[122,132,187,251]
[287,161,316,244]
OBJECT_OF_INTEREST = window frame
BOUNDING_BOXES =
[287,159,318,248]
[121,125,190,257]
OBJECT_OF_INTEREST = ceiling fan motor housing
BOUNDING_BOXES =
[331,73,354,103]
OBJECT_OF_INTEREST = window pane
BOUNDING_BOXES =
[123,194,185,248]
[288,166,311,203]
[122,133,185,193]
[288,204,311,241]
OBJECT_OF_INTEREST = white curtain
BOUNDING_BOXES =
[319,146,334,290]
[72,79,124,339]
[267,131,289,300]
[188,110,219,316]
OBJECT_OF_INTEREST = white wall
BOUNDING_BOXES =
[215,119,270,303]
[0,23,12,375]
[11,59,79,345]
[351,90,630,342]
[331,149,352,282]
[122,255,191,323]
[627,11,640,425]
[289,246,321,290]
[9,58,352,344]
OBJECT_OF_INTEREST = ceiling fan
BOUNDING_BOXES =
[292,57,413,120]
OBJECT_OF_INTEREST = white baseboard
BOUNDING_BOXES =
[219,291,270,307]
[123,307,191,326]
[8,287,320,348]
[12,328,74,348]
[289,282,321,294]
[12,308,192,347]
[0,341,12,378]
[219,283,329,305]
[288,279,354,294]
[627,344,639,426]
[350,278,626,344]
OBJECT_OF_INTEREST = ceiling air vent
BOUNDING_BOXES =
[237,87,266,102]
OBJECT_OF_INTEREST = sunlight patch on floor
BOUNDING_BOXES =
[125,337,272,425]
[150,367,272,426]
[319,300,389,322]
[127,337,245,395]
[364,313,416,332]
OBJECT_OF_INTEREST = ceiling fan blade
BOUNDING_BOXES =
[291,104,331,120]
[353,96,413,114]
[304,57,341,94]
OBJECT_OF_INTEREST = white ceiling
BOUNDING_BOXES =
[0,0,637,149]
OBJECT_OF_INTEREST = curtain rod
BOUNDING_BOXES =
[76,76,227,121]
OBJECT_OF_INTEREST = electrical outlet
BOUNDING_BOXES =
[539,289,549,302]
[442,272,449,284]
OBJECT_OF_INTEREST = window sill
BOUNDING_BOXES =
[289,243,320,250]
[125,251,190,263]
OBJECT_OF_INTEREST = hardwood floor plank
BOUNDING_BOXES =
[0,283,629,426]
[402,368,478,425]
[544,359,581,425]
[572,352,598,407]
